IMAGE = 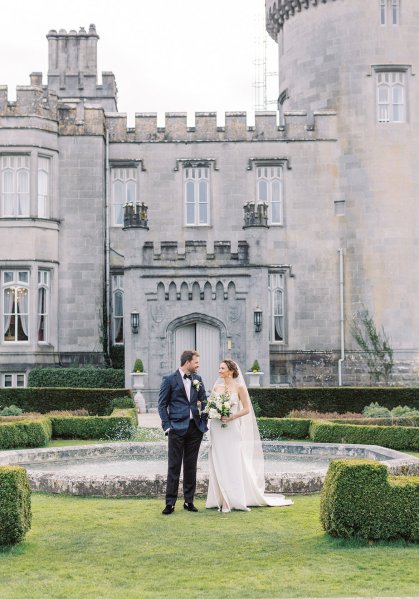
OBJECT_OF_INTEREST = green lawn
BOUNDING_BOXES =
[0,494,417,599]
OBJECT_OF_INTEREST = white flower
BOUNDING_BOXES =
[209,408,221,420]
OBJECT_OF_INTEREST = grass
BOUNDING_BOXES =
[0,494,418,599]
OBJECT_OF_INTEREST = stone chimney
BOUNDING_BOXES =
[46,24,117,111]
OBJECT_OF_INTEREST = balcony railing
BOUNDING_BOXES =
[123,202,149,229]
[243,202,269,229]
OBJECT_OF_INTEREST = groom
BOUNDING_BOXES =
[158,350,208,515]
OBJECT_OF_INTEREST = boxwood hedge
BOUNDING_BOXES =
[49,408,137,441]
[0,388,132,416]
[28,367,124,389]
[0,466,32,545]
[257,418,311,440]
[250,387,419,418]
[0,418,52,450]
[309,420,419,450]
[320,459,419,542]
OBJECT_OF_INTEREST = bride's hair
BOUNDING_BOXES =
[222,359,239,378]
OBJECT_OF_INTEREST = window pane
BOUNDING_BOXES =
[186,203,195,225]
[199,203,207,224]
[126,180,136,203]
[38,169,49,218]
[4,374,13,387]
[16,374,25,387]
[258,180,268,202]
[199,180,207,204]
[186,181,195,204]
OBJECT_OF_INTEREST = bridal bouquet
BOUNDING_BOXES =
[203,390,232,428]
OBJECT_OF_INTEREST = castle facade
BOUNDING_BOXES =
[0,1,418,402]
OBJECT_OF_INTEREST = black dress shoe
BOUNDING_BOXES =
[162,504,175,515]
[183,502,198,512]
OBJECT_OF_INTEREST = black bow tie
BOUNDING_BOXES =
[183,374,192,380]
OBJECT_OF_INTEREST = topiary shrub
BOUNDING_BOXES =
[0,466,32,545]
[257,418,311,440]
[132,359,144,373]
[320,459,419,542]
[0,418,52,450]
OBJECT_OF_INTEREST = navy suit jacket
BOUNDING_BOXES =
[158,370,208,436]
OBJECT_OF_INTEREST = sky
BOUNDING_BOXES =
[0,0,278,126]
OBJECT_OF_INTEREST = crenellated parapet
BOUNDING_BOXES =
[105,110,337,143]
[265,0,337,40]
[141,241,249,266]
[0,84,58,123]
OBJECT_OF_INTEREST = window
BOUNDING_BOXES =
[184,167,209,226]
[112,275,124,344]
[37,270,50,342]
[38,157,50,218]
[257,165,283,225]
[111,167,137,226]
[269,273,285,343]
[1,155,30,217]
[380,0,400,25]
[2,270,29,342]
[377,71,405,122]
[2,373,26,388]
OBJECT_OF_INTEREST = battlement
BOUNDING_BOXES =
[106,110,337,142]
[266,0,337,39]
[141,241,249,265]
[0,84,58,121]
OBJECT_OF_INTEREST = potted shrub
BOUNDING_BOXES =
[131,358,147,389]
[246,360,263,388]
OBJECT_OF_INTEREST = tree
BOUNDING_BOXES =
[351,308,393,384]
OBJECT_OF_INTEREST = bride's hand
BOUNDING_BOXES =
[221,415,234,423]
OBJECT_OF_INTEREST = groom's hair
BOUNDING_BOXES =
[180,350,199,365]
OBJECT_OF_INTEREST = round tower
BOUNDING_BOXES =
[266,0,419,382]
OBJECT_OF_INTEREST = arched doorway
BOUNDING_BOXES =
[173,320,221,386]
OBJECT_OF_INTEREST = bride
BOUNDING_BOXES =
[205,359,293,512]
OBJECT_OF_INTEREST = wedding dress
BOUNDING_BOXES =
[205,375,293,512]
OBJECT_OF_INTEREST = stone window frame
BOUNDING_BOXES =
[178,160,215,228]
[268,271,286,345]
[248,158,290,227]
[111,273,124,345]
[380,0,400,26]
[2,269,30,344]
[0,154,30,218]
[374,66,408,123]
[37,269,50,344]
[110,161,144,227]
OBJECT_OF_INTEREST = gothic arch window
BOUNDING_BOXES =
[111,274,124,344]
[168,282,177,301]
[192,282,200,301]
[216,281,224,301]
[227,281,236,300]
[204,282,212,301]
[180,282,189,301]
[2,270,29,342]
[380,0,400,26]
[269,273,285,344]
[183,163,211,226]
[111,166,137,226]
[256,163,284,225]
[157,282,165,302]
[1,156,30,217]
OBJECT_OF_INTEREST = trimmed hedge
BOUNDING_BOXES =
[110,396,136,411]
[50,408,137,441]
[250,387,419,418]
[0,418,52,450]
[320,459,419,542]
[28,367,125,389]
[334,417,419,427]
[0,466,32,545]
[309,420,419,451]
[0,388,132,416]
[257,418,311,440]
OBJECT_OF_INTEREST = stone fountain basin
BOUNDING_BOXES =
[0,441,417,497]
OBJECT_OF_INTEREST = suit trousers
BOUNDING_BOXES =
[166,419,204,505]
